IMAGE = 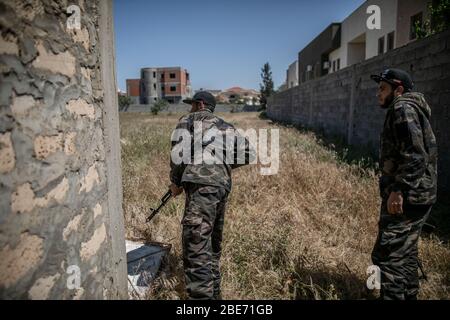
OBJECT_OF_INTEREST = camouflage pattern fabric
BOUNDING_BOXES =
[371,201,432,300]
[379,92,438,205]
[170,109,255,192]
[181,183,228,300]
[170,110,253,299]
[374,91,437,300]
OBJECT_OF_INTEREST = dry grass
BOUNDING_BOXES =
[120,112,450,300]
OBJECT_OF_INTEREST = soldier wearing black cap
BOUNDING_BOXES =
[169,91,254,299]
[370,68,438,300]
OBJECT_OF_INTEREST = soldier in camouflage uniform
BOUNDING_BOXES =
[169,91,254,300]
[370,69,438,300]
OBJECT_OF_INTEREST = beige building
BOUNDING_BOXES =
[218,87,260,105]
[328,0,399,74]
[126,67,192,104]
[328,0,431,75]
[286,60,299,88]
[396,0,430,48]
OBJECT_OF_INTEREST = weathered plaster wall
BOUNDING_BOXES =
[0,0,126,299]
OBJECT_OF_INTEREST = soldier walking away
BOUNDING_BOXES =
[370,68,438,300]
[169,91,254,300]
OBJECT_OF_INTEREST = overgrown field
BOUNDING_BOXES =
[120,112,450,300]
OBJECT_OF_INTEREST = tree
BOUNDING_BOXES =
[151,99,168,115]
[414,0,450,39]
[118,94,133,112]
[259,62,274,110]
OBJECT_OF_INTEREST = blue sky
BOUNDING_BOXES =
[114,0,365,91]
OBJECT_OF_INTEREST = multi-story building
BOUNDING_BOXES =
[396,0,431,48]
[298,23,341,83]
[286,60,299,88]
[125,79,140,104]
[327,0,399,75]
[295,0,430,82]
[126,67,192,104]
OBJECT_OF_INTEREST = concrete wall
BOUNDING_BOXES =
[267,29,450,197]
[0,0,127,299]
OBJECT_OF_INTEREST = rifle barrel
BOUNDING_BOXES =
[146,190,173,222]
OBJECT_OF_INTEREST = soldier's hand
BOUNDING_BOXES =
[170,183,184,198]
[387,191,403,215]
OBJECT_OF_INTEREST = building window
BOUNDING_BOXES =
[186,73,190,80]
[161,86,165,91]
[332,60,336,72]
[161,73,164,80]
[170,73,176,79]
[153,83,156,90]
[378,36,385,55]
[170,86,176,92]
[153,72,156,78]
[337,59,340,71]
[410,12,423,40]
[387,31,395,51]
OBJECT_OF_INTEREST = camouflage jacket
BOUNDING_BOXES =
[170,110,255,192]
[379,92,438,205]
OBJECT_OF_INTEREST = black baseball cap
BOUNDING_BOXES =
[370,68,414,91]
[183,91,216,111]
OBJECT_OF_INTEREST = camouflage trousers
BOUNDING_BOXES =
[371,200,432,300]
[181,183,229,300]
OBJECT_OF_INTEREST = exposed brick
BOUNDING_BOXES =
[79,163,100,193]
[0,35,19,55]
[11,93,38,116]
[28,273,60,300]
[34,134,64,160]
[66,98,95,120]
[32,42,76,77]
[80,223,106,262]
[0,132,15,173]
[0,233,44,288]
[69,27,90,51]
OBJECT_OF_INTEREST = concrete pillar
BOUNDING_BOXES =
[347,65,357,145]
[0,0,127,299]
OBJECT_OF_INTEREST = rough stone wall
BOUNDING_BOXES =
[0,0,127,299]
[268,30,450,197]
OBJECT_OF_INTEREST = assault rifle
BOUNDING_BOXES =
[146,190,172,222]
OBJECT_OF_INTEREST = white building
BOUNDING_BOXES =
[329,0,399,74]
[328,0,430,75]
[286,60,299,88]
